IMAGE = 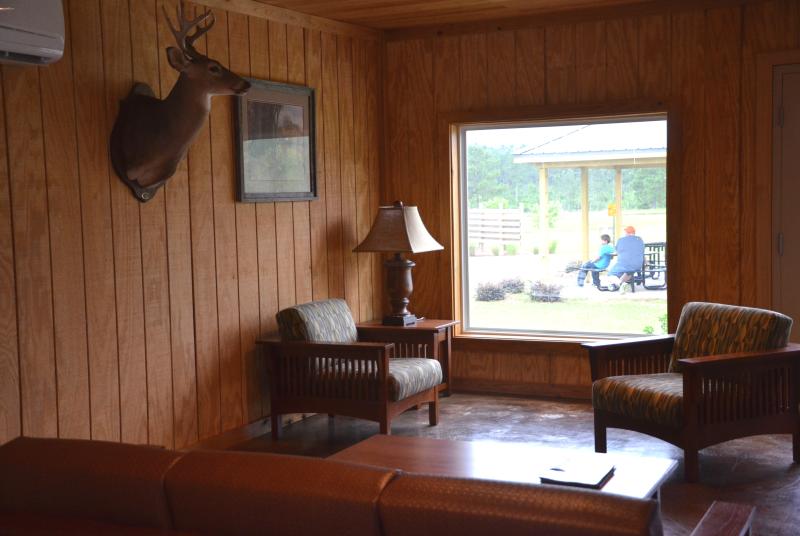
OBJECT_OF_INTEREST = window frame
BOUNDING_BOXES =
[446,103,676,342]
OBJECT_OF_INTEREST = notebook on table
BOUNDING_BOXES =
[539,458,616,489]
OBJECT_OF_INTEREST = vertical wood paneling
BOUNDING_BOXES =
[384,41,407,204]
[39,4,90,440]
[384,3,793,393]
[254,20,279,339]
[305,29,330,301]
[514,29,545,107]
[102,0,148,445]
[606,18,639,100]
[287,26,313,307]
[671,9,706,305]
[367,43,383,318]
[459,33,488,111]
[219,13,247,430]
[130,0,174,448]
[247,14,273,419]
[638,15,670,101]
[0,69,20,445]
[2,0,381,447]
[4,62,56,438]
[704,7,741,304]
[406,39,438,319]
[433,36,461,319]
[487,31,515,108]
[229,12,261,423]
[740,0,800,307]
[338,36,361,319]
[322,32,344,299]
[186,7,221,439]
[576,21,606,103]
[353,40,374,323]
[545,25,576,105]
[70,0,121,442]
[157,0,197,448]
[270,22,299,312]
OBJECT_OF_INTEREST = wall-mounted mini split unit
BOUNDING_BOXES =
[0,0,64,65]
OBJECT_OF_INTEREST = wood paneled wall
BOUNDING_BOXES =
[382,0,800,395]
[0,0,382,447]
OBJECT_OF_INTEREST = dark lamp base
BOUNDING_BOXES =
[382,314,418,326]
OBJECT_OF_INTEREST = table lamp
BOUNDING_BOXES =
[354,201,443,326]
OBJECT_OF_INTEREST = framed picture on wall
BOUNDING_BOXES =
[235,79,316,202]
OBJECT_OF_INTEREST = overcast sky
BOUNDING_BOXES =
[465,120,667,152]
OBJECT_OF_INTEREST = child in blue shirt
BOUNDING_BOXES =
[577,234,615,287]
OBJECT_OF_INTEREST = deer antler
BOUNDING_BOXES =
[162,2,215,60]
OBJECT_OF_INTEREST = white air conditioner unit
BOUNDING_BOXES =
[0,0,64,65]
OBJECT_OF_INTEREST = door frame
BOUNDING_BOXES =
[755,50,800,308]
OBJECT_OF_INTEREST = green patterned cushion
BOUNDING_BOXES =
[592,373,683,428]
[388,358,442,402]
[669,302,793,372]
[276,299,358,343]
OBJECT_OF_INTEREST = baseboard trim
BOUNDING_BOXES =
[452,378,591,400]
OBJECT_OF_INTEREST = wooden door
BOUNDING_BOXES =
[773,64,800,342]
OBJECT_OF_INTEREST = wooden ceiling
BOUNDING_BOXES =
[254,0,657,29]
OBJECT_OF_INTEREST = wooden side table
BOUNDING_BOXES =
[356,319,459,394]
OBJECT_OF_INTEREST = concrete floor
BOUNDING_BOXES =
[233,393,800,535]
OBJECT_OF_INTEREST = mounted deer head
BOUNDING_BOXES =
[110,3,250,202]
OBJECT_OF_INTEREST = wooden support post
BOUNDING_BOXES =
[614,166,623,241]
[539,166,548,256]
[581,167,589,261]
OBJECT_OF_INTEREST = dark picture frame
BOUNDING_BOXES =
[235,78,316,202]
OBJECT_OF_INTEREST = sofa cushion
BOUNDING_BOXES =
[592,373,683,428]
[0,512,193,535]
[670,302,792,372]
[276,298,359,343]
[165,450,396,536]
[378,473,662,536]
[388,358,442,401]
[0,437,183,529]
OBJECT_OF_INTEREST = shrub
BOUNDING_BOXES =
[659,313,668,333]
[564,260,582,273]
[529,280,563,303]
[548,240,558,254]
[504,243,518,256]
[491,245,501,256]
[500,277,525,294]
[469,243,477,256]
[475,282,506,301]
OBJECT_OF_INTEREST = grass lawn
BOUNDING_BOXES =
[467,292,667,336]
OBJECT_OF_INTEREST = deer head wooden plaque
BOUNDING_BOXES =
[110,4,250,202]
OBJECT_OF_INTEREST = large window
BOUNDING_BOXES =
[459,116,667,338]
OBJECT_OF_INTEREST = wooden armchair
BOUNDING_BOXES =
[584,302,800,482]
[261,299,442,438]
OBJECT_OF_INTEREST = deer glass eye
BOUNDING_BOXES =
[209,64,222,74]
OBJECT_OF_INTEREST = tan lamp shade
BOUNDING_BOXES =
[354,201,443,253]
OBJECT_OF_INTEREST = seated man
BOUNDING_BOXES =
[577,234,614,287]
[606,226,644,291]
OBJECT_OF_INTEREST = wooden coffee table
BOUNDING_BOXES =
[329,435,677,500]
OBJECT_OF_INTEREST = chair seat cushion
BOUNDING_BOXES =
[388,358,442,402]
[592,373,683,428]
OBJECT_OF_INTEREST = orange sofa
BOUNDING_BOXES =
[0,436,739,536]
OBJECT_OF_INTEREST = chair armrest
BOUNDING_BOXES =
[264,339,395,358]
[583,335,675,381]
[678,343,800,369]
[680,344,800,428]
[357,326,439,358]
[690,501,755,536]
[262,340,395,403]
